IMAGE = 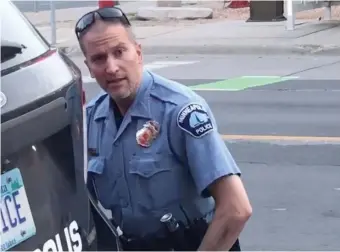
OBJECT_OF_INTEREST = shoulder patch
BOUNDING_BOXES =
[177,103,214,138]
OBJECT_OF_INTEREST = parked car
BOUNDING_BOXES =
[0,0,101,250]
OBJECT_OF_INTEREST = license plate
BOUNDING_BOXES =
[1,168,36,251]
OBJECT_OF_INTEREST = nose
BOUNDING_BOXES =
[105,55,119,74]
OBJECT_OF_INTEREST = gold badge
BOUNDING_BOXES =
[136,121,160,147]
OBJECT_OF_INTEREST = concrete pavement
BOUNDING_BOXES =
[13,0,98,13]
[22,1,148,26]
[22,3,340,56]
[136,19,340,55]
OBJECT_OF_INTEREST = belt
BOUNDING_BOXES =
[121,215,209,251]
[120,233,172,251]
[118,199,215,238]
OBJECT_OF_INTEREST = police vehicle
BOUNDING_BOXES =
[0,0,101,250]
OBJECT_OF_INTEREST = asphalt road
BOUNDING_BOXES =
[84,79,340,138]
[78,54,340,250]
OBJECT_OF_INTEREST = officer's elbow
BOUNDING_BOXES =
[211,175,252,226]
[232,204,252,224]
[217,201,252,226]
[244,204,253,221]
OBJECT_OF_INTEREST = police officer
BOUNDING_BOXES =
[75,7,252,251]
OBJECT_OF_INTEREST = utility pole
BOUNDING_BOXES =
[49,0,56,46]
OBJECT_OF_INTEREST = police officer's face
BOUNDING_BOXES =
[82,20,143,100]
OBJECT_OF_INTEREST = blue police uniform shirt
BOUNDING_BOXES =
[86,70,241,237]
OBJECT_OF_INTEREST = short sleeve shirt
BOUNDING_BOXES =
[86,70,241,237]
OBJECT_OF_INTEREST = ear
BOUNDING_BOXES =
[135,42,143,64]
[84,59,94,78]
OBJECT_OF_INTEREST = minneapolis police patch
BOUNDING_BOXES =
[177,103,214,138]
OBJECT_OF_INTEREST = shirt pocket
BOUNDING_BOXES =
[129,154,179,210]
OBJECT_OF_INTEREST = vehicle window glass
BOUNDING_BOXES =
[0,0,49,71]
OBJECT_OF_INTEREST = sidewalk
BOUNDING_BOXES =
[23,2,340,56]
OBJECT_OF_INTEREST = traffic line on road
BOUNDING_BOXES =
[220,134,340,144]
[191,76,299,91]
[144,60,199,71]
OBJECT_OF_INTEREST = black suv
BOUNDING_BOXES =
[1,0,98,250]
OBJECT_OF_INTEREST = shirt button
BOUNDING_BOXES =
[114,142,119,147]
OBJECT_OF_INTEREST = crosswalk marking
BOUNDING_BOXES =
[82,60,199,83]
[144,61,199,70]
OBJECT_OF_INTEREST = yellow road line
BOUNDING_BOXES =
[221,134,340,142]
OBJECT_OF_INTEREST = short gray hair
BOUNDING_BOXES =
[78,16,136,55]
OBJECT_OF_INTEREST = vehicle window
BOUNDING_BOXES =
[0,0,50,71]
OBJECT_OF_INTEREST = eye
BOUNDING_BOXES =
[114,48,124,58]
[92,54,106,63]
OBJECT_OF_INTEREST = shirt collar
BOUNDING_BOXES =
[93,70,154,121]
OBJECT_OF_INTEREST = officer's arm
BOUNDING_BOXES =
[171,101,252,251]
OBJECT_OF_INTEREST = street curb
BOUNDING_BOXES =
[61,44,340,57]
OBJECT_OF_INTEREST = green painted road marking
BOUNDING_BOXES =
[190,76,298,91]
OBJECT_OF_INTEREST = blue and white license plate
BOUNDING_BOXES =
[1,168,36,251]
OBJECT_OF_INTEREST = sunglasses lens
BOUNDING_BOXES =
[75,8,130,37]
[76,12,94,32]
[98,8,123,18]
[98,8,130,25]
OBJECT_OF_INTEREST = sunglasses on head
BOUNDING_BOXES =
[74,7,131,39]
